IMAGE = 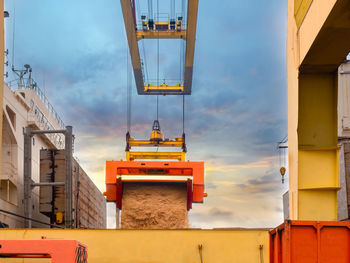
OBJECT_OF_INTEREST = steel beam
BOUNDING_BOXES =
[23,127,32,228]
[120,0,144,94]
[128,138,184,148]
[136,30,186,40]
[121,0,199,95]
[32,182,65,187]
[144,84,184,93]
[23,126,74,228]
[65,126,73,228]
[31,129,66,134]
[183,0,199,95]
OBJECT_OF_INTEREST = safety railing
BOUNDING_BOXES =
[7,78,65,130]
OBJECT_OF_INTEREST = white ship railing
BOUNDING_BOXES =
[7,78,65,130]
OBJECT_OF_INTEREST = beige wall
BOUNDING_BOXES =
[0,85,54,227]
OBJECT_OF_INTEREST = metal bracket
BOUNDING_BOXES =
[23,126,73,228]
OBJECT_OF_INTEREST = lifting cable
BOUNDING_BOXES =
[181,0,186,134]
[156,95,159,120]
[126,36,132,133]
[182,95,185,134]
[156,0,160,121]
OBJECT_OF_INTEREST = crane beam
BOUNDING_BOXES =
[127,138,184,148]
[136,30,186,40]
[120,0,144,94]
[121,0,199,95]
[183,0,198,94]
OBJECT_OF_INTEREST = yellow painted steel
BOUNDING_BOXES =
[121,0,198,94]
[0,228,269,263]
[144,84,184,92]
[136,30,186,40]
[294,0,313,28]
[287,0,350,220]
[126,151,185,161]
[128,137,184,148]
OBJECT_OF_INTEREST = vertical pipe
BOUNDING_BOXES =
[23,126,32,228]
[65,126,73,228]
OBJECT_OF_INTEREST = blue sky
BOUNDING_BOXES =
[5,0,288,228]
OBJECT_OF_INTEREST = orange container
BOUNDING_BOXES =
[270,220,350,263]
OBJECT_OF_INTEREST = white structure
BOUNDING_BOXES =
[337,61,350,220]
[0,79,65,227]
[338,61,350,138]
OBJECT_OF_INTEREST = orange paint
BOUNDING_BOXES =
[270,220,350,263]
[105,161,205,209]
[0,239,87,262]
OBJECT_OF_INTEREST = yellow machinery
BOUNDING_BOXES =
[149,120,163,143]
[125,119,187,161]
[120,0,198,95]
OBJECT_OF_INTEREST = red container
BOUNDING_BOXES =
[270,220,350,263]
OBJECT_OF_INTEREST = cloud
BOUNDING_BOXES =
[209,207,234,219]
[5,0,288,229]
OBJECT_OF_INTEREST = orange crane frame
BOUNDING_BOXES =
[105,160,205,210]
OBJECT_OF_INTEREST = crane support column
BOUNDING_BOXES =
[287,0,350,220]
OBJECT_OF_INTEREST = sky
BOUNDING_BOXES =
[4,0,288,228]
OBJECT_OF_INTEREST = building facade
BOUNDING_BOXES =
[0,78,106,228]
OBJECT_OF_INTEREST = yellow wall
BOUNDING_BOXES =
[0,229,269,263]
[287,0,350,220]
[294,0,313,28]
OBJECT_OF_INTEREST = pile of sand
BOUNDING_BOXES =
[121,183,189,229]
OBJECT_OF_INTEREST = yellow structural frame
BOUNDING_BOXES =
[294,0,313,28]
[0,228,269,263]
[136,30,186,40]
[144,83,184,93]
[120,0,198,95]
[126,151,185,161]
[287,0,350,220]
[127,137,184,148]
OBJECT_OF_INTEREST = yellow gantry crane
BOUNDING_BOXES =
[122,0,199,160]
[121,0,199,95]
